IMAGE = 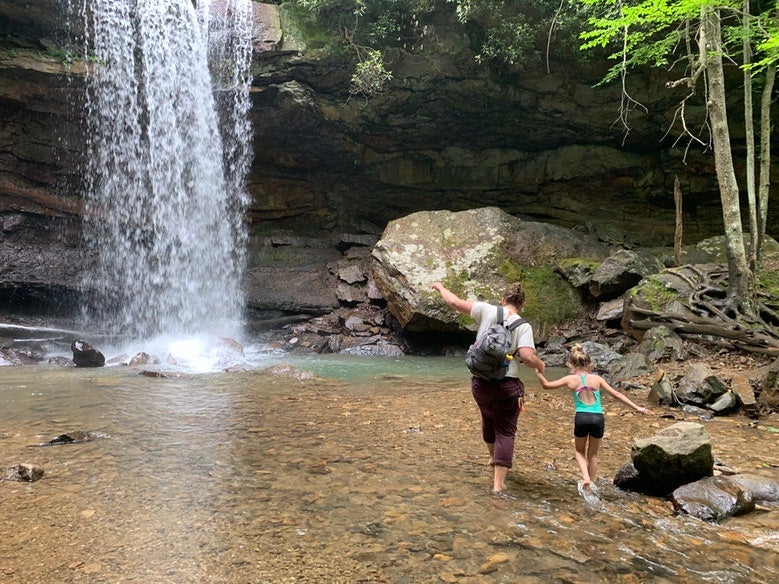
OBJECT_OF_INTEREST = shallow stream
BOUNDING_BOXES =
[1,355,778,583]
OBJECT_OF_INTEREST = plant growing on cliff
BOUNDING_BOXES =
[343,31,393,98]
[290,0,435,97]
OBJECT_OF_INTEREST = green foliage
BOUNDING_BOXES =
[447,0,599,67]
[745,7,779,74]
[289,0,436,98]
[350,48,393,97]
[0,47,19,61]
[290,1,604,87]
[579,0,779,83]
[45,46,74,66]
[290,0,429,48]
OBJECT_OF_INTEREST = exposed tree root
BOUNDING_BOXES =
[624,264,779,356]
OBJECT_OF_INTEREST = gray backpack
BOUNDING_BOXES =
[465,306,526,380]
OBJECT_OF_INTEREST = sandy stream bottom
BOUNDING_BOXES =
[0,364,778,583]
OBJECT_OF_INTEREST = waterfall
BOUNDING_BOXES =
[75,0,253,346]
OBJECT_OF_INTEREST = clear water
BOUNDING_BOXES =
[1,359,777,583]
[75,0,253,342]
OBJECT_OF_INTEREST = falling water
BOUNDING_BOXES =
[76,0,253,346]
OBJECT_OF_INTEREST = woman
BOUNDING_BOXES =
[432,281,545,494]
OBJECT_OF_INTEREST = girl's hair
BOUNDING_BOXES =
[503,282,526,309]
[566,343,593,370]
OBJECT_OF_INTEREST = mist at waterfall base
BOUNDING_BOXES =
[74,0,254,372]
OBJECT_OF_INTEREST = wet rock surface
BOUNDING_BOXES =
[670,473,779,521]
[71,340,105,368]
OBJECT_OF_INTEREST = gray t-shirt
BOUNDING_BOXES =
[470,301,535,379]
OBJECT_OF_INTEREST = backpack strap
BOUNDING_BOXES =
[506,316,527,331]
[497,304,526,331]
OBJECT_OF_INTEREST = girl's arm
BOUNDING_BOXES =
[597,376,652,414]
[535,370,573,390]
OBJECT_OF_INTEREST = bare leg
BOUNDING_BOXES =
[574,436,591,486]
[487,442,495,466]
[493,464,509,492]
[586,437,601,483]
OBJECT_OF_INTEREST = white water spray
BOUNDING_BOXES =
[76,0,253,349]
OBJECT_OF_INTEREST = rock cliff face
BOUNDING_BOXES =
[0,1,776,320]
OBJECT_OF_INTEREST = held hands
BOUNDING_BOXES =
[534,369,547,385]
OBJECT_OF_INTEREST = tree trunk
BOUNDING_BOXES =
[757,61,776,263]
[742,0,758,271]
[674,175,683,266]
[758,7,779,263]
[701,8,756,313]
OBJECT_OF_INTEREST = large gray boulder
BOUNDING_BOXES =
[614,422,714,496]
[370,207,610,338]
[675,363,729,407]
[588,249,665,299]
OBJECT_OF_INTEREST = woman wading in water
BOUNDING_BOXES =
[432,281,545,495]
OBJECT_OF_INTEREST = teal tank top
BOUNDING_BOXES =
[573,374,602,414]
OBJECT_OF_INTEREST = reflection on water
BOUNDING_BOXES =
[1,359,777,583]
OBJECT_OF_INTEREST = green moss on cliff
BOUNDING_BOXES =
[502,263,584,332]
[280,2,342,52]
[0,48,19,62]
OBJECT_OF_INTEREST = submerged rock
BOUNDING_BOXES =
[2,463,44,482]
[38,430,100,446]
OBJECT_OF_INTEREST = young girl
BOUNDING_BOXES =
[535,344,652,491]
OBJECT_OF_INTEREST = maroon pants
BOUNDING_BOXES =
[471,376,524,468]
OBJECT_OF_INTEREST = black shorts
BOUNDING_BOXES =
[574,412,605,439]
